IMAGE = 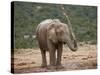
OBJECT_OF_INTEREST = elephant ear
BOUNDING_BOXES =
[47,24,57,43]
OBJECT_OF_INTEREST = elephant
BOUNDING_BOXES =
[36,19,78,69]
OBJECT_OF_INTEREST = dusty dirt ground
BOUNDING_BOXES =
[11,44,97,74]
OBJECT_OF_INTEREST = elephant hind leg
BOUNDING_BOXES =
[40,50,47,68]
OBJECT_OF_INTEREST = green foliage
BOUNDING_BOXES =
[13,1,97,49]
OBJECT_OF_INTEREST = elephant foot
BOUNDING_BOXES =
[56,65,65,69]
[47,65,56,70]
[41,64,47,68]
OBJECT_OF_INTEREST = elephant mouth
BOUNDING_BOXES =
[63,42,66,44]
[58,40,66,44]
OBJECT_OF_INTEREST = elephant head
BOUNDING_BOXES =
[47,20,78,51]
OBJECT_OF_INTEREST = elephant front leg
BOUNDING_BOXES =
[56,43,64,69]
[41,50,47,68]
[47,40,56,69]
[48,49,56,70]
[49,48,56,66]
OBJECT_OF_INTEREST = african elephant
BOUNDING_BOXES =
[36,19,78,68]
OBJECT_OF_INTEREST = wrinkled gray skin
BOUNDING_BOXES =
[36,19,78,68]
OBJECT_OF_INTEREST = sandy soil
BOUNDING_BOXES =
[11,44,97,74]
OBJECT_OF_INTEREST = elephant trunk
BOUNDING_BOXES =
[66,35,78,51]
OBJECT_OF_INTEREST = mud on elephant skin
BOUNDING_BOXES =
[36,19,78,69]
